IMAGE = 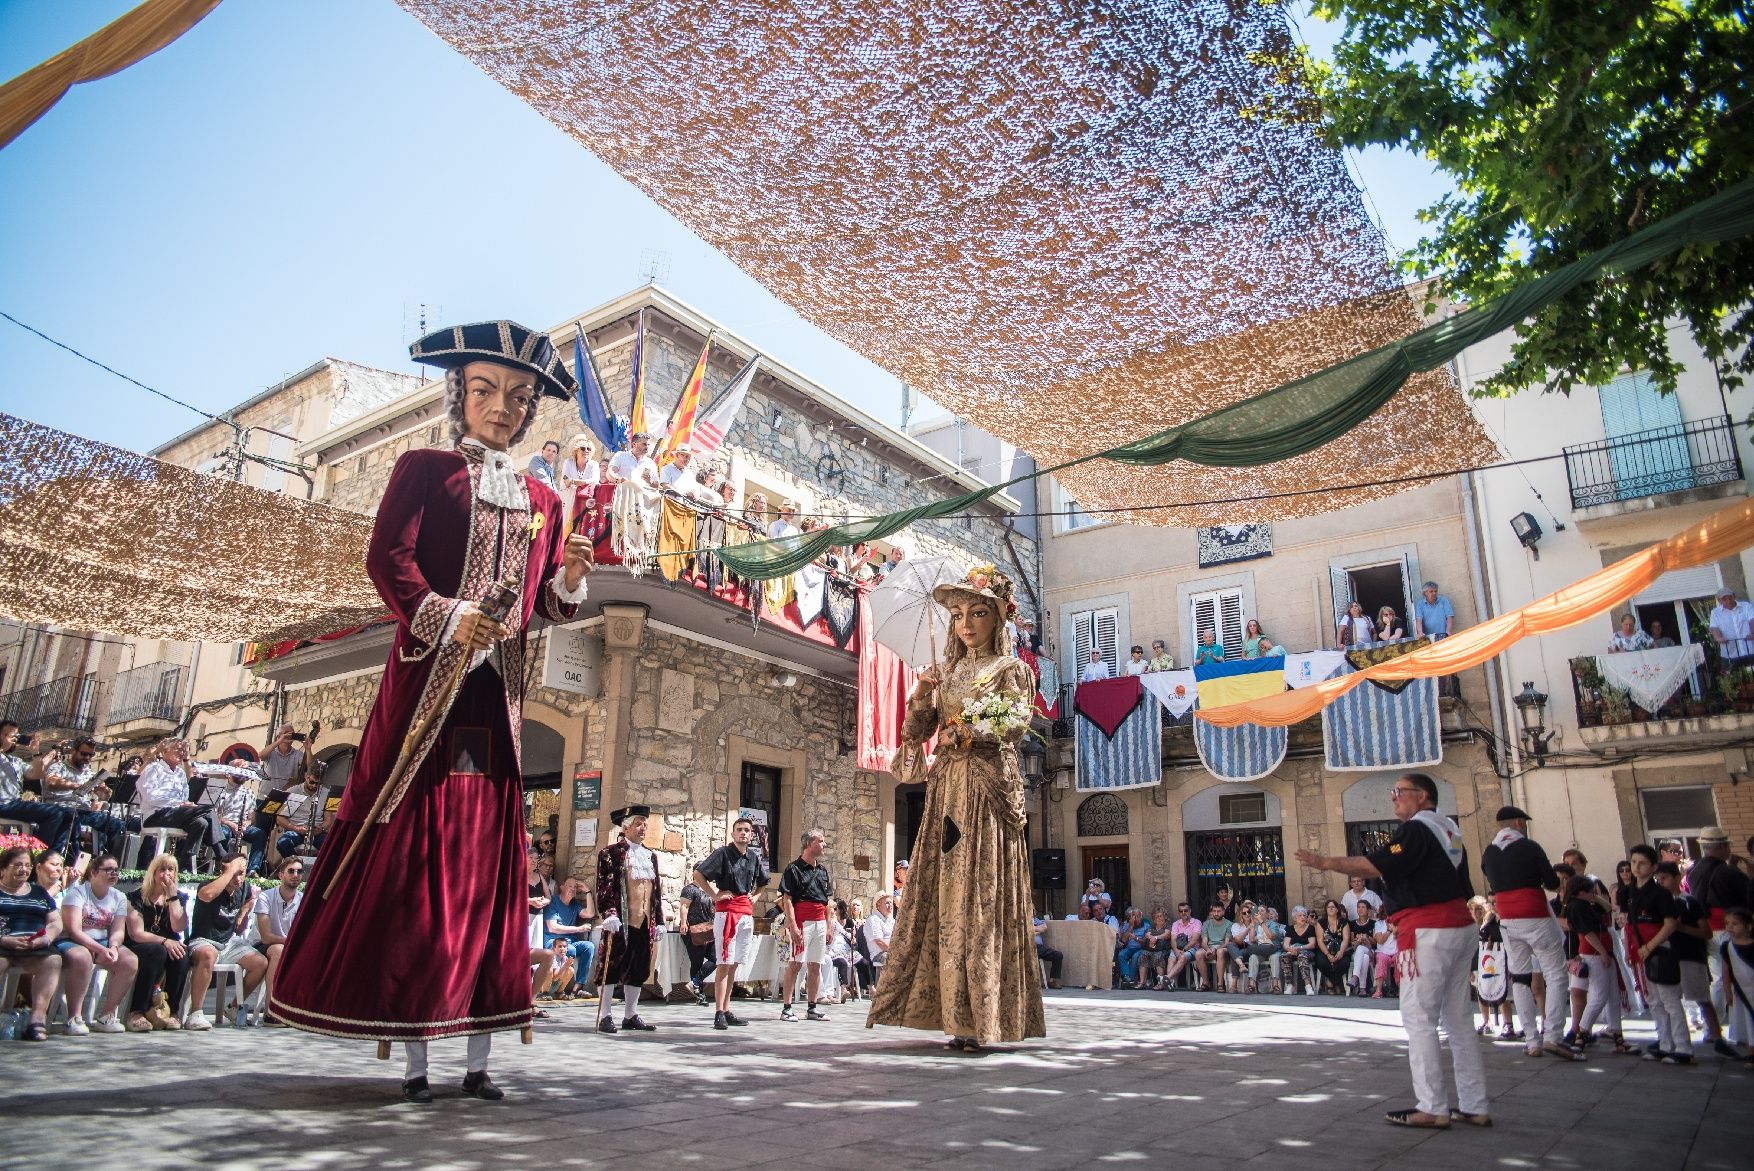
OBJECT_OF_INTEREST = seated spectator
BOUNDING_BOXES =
[843,898,874,994]
[534,831,557,859]
[1242,619,1268,659]
[1157,902,1202,990]
[538,938,575,1001]
[1282,905,1318,994]
[1607,613,1654,653]
[0,845,62,1041]
[1349,899,1378,994]
[37,737,129,865]
[1376,606,1404,642]
[1147,640,1174,671]
[1078,877,1107,914]
[827,910,858,1002]
[863,892,896,981]
[1222,905,1253,991]
[1243,905,1284,993]
[543,876,597,998]
[0,722,77,859]
[1341,875,1382,923]
[1194,628,1224,665]
[1134,902,1175,989]
[56,852,136,1034]
[1115,906,1151,987]
[137,738,221,872]
[183,853,267,1030]
[1123,646,1149,676]
[33,848,67,901]
[1079,650,1111,683]
[251,856,303,1022]
[123,853,190,1032]
[1413,581,1457,640]
[1337,601,1373,648]
[1195,900,1231,992]
[1313,899,1352,995]
[1033,914,1063,990]
[1091,895,1119,931]
[273,773,332,864]
[1370,913,1399,998]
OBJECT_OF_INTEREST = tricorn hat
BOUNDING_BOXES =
[610,804,651,827]
[410,320,578,400]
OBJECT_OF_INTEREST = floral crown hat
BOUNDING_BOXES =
[932,563,1018,616]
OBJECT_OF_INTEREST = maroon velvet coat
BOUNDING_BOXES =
[272,446,579,1042]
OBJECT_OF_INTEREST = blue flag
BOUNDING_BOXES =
[574,331,622,450]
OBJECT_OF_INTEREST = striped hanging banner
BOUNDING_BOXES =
[1192,718,1287,783]
[1074,694,1161,792]
[1321,670,1442,772]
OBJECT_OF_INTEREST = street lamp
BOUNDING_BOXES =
[1511,512,1544,560]
[1017,736,1046,790]
[1513,681,1554,766]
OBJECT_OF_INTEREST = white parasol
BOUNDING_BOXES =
[867,556,964,671]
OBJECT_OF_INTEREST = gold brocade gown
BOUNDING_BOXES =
[867,652,1047,1044]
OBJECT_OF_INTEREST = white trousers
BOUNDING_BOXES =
[1578,953,1622,1035]
[1500,915,1570,1047]
[1399,925,1487,1117]
[1350,944,1374,988]
[1645,978,1690,1055]
[403,1034,491,1079]
[1707,930,1745,1043]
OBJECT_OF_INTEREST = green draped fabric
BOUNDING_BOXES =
[717,177,1754,581]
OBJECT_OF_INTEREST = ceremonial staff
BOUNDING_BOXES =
[324,570,522,899]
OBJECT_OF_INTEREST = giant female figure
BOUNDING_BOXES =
[867,565,1046,1049]
[272,321,593,1103]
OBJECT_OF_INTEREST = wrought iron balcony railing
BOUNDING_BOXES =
[0,672,101,734]
[1563,415,1743,510]
[107,661,185,726]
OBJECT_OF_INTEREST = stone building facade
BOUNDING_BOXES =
[266,285,1036,921]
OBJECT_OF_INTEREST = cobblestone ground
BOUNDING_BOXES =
[3,989,1748,1170]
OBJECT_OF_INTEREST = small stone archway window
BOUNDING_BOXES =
[1076,793,1128,838]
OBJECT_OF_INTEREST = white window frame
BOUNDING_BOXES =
[1071,606,1120,681]
[1188,586,1246,662]
[1052,479,1106,534]
[1327,543,1424,638]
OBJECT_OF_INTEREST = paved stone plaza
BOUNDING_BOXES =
[4,990,1747,1170]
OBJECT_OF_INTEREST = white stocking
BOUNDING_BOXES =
[403,1041,428,1081]
[622,985,642,1018]
[466,1032,491,1074]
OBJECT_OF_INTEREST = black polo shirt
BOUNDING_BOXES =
[780,857,833,906]
[1365,815,1474,916]
[1670,892,1709,964]
[696,844,769,897]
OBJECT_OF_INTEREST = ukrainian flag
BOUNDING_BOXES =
[1195,657,1286,710]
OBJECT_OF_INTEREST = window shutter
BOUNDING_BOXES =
[1094,610,1119,676]
[1191,595,1216,661]
[1216,591,1245,659]
[1329,566,1352,630]
[1071,609,1093,680]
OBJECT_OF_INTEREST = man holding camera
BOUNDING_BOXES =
[0,722,77,856]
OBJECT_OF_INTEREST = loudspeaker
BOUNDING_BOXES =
[1031,848,1067,890]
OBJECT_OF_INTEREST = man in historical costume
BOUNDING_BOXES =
[595,804,665,1034]
[271,320,593,1105]
[1479,805,1579,1061]
[867,565,1046,1051]
[778,827,834,1023]
[1297,773,1487,1128]
[693,816,770,1030]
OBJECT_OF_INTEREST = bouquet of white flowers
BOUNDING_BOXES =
[954,688,1039,742]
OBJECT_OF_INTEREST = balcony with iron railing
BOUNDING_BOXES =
[1563,415,1744,517]
[0,672,101,735]
[106,661,185,730]
[1568,649,1754,752]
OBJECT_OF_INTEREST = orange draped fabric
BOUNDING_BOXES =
[1196,497,1754,727]
[0,0,223,150]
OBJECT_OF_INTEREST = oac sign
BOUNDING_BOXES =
[542,622,603,697]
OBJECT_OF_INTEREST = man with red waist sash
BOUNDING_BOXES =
[1686,826,1753,1050]
[692,817,770,1031]
[779,828,834,1023]
[1298,772,1487,1130]
[1480,805,1580,1061]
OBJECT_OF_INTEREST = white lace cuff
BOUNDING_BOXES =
[439,606,492,672]
[551,575,590,605]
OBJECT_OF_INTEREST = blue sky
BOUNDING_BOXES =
[0,0,1450,450]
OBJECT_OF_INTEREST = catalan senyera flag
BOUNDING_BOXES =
[658,330,713,461]
[627,307,649,439]
[1194,657,1287,709]
[694,355,759,457]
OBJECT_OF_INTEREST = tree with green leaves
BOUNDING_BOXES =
[1281,0,1752,400]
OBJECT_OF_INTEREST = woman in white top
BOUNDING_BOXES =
[1336,602,1373,649]
[1607,613,1654,653]
[1123,646,1149,676]
[58,852,138,1033]
[862,892,896,976]
[560,433,601,524]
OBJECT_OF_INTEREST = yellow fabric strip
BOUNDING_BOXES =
[0,0,225,150]
[1196,496,1754,727]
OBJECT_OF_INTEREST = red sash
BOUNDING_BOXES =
[716,894,753,961]
[1708,907,1727,932]
[1388,897,1472,980]
[793,900,829,924]
[1493,888,1550,920]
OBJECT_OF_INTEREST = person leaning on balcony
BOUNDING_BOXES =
[1123,645,1149,676]
[1079,650,1112,683]
[1147,639,1174,671]
[1337,601,1373,649]
[1607,613,1655,653]
[1376,606,1405,643]
[1648,618,1678,648]
[1708,588,1754,663]
[1194,628,1224,665]
[1413,581,1456,640]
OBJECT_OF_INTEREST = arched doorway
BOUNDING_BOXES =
[314,744,355,791]
[1181,784,1286,913]
[1076,793,1131,912]
[520,719,567,843]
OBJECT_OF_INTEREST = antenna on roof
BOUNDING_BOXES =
[900,381,918,431]
[638,249,671,286]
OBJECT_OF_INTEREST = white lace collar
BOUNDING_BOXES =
[458,438,529,511]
